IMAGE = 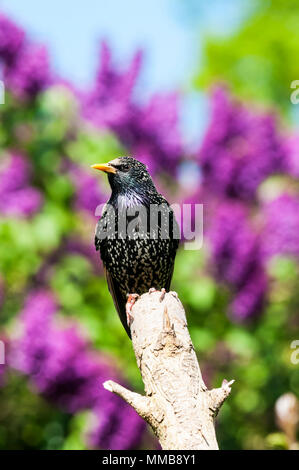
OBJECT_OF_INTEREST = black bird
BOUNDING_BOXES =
[91,156,179,338]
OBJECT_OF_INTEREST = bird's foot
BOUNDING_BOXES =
[159,288,166,302]
[148,287,157,294]
[126,293,139,327]
[148,287,166,302]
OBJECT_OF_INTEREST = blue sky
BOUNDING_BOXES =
[0,0,196,91]
[0,0,246,144]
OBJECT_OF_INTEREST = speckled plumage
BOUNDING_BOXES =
[94,156,179,338]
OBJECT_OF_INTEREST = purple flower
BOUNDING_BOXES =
[284,135,299,178]
[82,41,142,130]
[208,202,268,320]
[230,268,268,321]
[0,153,30,194]
[82,42,182,175]
[11,289,146,449]
[199,87,287,200]
[70,163,106,214]
[0,153,42,216]
[5,43,51,99]
[0,187,42,216]
[0,13,52,99]
[262,194,299,258]
[0,13,25,64]
[116,93,182,175]
[89,395,145,450]
[12,290,58,377]
[208,203,259,287]
[12,289,98,411]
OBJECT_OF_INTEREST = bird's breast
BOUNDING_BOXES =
[102,237,173,293]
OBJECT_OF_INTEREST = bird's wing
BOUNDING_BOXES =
[154,195,179,292]
[104,266,131,339]
[95,209,131,338]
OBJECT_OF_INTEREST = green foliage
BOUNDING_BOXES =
[195,0,299,114]
[0,374,70,450]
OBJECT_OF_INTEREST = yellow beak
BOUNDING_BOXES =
[90,163,117,174]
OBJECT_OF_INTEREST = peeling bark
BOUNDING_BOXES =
[104,291,234,450]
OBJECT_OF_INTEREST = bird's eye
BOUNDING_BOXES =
[121,164,130,172]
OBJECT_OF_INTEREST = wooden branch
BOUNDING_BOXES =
[103,291,234,450]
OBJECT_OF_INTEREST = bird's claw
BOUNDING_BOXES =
[159,288,166,302]
[148,287,157,294]
[148,287,166,302]
[125,293,139,327]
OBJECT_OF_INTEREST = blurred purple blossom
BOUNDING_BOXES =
[208,202,268,320]
[0,187,42,216]
[0,13,25,64]
[199,87,287,201]
[0,153,30,194]
[70,163,106,214]
[116,93,182,175]
[82,42,182,175]
[0,153,42,216]
[208,203,258,287]
[4,44,52,99]
[262,194,299,258]
[231,268,268,321]
[83,41,142,130]
[284,135,299,178]
[11,289,145,449]
[90,396,145,450]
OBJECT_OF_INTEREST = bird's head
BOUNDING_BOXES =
[91,156,155,196]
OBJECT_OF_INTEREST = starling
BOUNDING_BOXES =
[91,156,179,338]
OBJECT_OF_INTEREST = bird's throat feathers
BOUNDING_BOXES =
[108,175,156,210]
[111,191,150,211]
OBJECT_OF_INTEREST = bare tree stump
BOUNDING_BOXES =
[103,291,234,450]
